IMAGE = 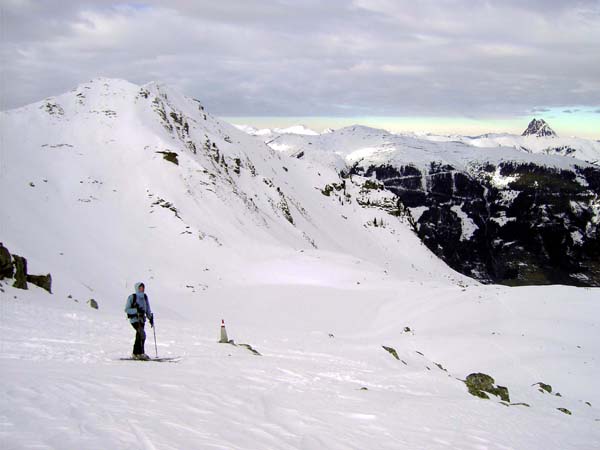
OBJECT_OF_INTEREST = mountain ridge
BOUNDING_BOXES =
[0,77,457,302]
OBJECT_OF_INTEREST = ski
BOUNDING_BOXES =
[119,356,181,362]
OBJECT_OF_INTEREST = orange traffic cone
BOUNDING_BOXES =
[219,319,229,343]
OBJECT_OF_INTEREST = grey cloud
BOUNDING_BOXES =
[1,0,600,118]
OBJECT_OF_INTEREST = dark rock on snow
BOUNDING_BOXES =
[533,382,552,394]
[382,345,400,360]
[26,274,52,293]
[238,343,261,356]
[156,150,179,165]
[12,255,28,290]
[1,243,53,292]
[465,373,510,402]
[0,243,14,279]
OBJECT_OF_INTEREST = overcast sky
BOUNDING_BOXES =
[1,0,599,135]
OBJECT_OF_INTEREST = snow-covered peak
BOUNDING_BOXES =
[142,81,198,106]
[1,76,453,296]
[276,125,319,135]
[76,77,139,91]
[234,124,320,137]
[335,124,391,137]
[233,124,260,134]
[522,118,557,137]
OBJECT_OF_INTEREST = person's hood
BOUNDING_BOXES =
[134,282,144,293]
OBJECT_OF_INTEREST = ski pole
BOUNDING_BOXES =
[152,318,158,358]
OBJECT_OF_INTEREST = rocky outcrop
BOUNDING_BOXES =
[533,382,552,394]
[0,243,14,279]
[27,274,52,293]
[382,345,400,360]
[465,373,510,402]
[156,150,179,165]
[12,255,28,290]
[351,160,600,286]
[0,243,53,292]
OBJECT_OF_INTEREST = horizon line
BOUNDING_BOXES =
[221,115,600,140]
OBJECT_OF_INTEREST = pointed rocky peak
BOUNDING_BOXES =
[522,118,556,137]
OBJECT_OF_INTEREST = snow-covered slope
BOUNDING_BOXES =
[1,79,599,449]
[2,276,599,449]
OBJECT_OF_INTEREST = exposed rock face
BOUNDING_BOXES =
[1,244,53,292]
[12,255,28,289]
[156,150,179,165]
[533,382,552,393]
[27,274,52,293]
[351,161,600,286]
[0,243,14,279]
[522,118,557,137]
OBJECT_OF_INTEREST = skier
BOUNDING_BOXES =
[124,282,154,360]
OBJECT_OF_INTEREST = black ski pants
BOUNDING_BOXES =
[131,321,146,355]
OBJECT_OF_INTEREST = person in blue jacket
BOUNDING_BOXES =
[124,282,154,360]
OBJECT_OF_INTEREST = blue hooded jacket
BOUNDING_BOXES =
[124,282,152,324]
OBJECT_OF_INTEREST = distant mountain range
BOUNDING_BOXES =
[239,119,600,286]
[238,118,600,166]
